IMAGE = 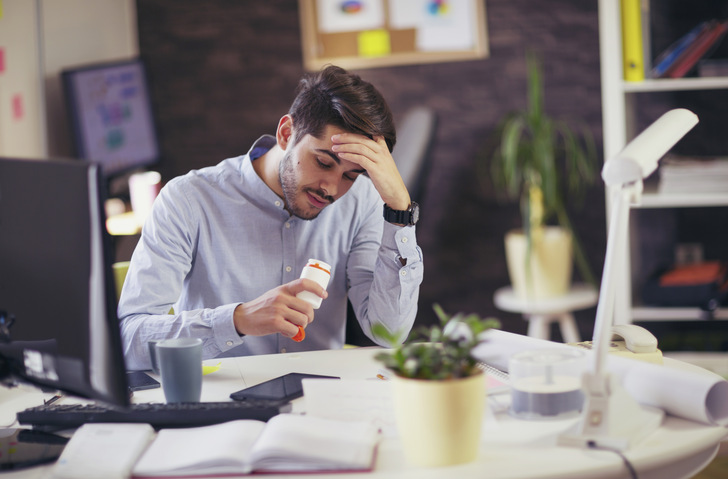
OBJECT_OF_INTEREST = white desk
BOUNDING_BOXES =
[2,347,726,479]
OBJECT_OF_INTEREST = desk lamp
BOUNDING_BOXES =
[559,108,699,450]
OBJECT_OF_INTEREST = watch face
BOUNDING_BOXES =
[410,203,420,224]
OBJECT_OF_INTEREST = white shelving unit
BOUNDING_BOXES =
[598,0,728,323]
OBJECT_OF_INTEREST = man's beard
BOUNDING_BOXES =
[279,149,333,220]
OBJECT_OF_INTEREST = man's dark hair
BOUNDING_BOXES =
[289,65,396,152]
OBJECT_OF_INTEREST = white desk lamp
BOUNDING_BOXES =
[559,108,699,451]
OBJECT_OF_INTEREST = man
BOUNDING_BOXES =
[118,65,423,370]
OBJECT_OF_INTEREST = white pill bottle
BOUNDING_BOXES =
[296,259,332,309]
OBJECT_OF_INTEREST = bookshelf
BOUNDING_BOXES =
[623,76,728,92]
[598,0,728,323]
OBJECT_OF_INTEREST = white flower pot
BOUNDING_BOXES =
[392,372,485,467]
[505,226,573,300]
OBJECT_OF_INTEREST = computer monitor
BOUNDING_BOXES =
[0,157,129,407]
[62,58,160,178]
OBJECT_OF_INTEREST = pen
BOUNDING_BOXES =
[44,394,62,406]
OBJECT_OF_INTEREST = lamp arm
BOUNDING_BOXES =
[590,184,633,377]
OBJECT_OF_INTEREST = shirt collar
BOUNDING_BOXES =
[247,135,277,161]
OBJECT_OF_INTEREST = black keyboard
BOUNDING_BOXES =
[17,399,288,431]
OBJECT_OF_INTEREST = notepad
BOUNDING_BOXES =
[132,414,380,477]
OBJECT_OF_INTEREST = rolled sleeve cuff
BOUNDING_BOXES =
[381,222,422,265]
[210,303,246,352]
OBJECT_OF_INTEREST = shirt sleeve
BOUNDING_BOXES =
[346,202,424,346]
[117,180,244,370]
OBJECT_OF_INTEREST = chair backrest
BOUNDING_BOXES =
[391,106,437,203]
[112,261,131,302]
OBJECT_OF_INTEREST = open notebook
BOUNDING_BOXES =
[132,414,380,477]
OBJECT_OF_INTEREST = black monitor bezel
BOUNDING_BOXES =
[0,157,130,407]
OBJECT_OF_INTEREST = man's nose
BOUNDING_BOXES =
[320,171,341,198]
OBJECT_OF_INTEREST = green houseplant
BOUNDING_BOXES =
[482,52,599,298]
[373,305,500,467]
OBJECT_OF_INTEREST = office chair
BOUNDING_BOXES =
[390,106,437,203]
[113,261,131,302]
[345,106,437,347]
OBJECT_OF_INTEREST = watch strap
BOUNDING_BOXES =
[383,202,419,225]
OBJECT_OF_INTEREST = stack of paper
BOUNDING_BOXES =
[658,154,728,194]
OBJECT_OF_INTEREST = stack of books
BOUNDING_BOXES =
[658,154,728,194]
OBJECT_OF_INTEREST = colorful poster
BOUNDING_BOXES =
[316,0,385,33]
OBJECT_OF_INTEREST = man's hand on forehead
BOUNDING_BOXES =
[331,134,411,211]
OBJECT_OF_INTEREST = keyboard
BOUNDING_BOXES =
[17,399,289,431]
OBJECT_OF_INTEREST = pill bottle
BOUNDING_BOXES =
[296,259,331,309]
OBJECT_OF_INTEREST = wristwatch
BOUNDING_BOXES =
[383,202,420,226]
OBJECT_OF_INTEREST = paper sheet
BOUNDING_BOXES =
[303,379,398,436]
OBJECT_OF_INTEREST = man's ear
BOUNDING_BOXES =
[276,115,294,150]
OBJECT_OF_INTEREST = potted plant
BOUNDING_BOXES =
[373,304,501,468]
[481,51,599,299]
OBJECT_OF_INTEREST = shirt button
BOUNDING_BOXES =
[285,222,291,229]
[401,236,409,243]
[281,348,287,353]
[400,270,408,277]
[285,266,292,272]
[226,340,233,346]
[274,200,282,207]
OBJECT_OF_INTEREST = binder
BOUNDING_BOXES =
[621,0,645,81]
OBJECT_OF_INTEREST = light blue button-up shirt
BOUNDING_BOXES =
[118,136,423,370]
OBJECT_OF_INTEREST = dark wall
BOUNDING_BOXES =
[136,0,607,338]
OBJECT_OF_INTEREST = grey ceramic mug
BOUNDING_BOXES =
[148,340,161,375]
[155,337,203,403]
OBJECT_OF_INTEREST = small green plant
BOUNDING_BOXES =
[373,304,501,380]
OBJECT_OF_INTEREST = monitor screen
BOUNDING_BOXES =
[0,157,129,407]
[62,58,159,178]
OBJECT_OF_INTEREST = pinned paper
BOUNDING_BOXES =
[0,48,5,74]
[358,30,391,57]
[317,0,384,33]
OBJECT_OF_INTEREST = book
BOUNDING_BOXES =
[650,21,711,78]
[621,0,645,81]
[665,20,728,78]
[658,154,728,194]
[132,415,380,477]
[640,0,652,74]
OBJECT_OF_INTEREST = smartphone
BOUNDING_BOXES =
[127,371,161,392]
[230,372,339,402]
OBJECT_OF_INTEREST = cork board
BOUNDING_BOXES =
[299,0,488,70]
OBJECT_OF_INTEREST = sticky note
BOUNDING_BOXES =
[0,48,5,74]
[358,30,391,57]
[12,94,23,120]
[202,362,221,375]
